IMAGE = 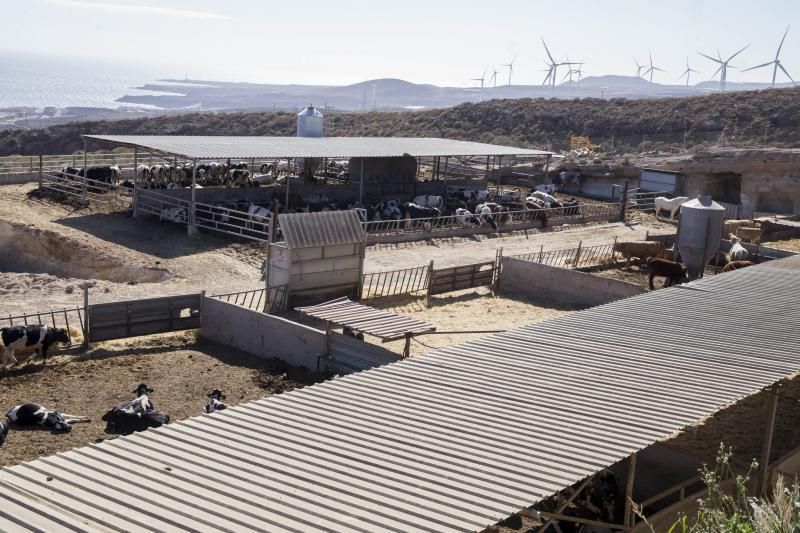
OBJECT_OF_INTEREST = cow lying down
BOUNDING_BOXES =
[6,403,89,432]
[102,384,170,435]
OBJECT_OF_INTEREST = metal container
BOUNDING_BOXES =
[677,195,725,279]
[296,105,323,138]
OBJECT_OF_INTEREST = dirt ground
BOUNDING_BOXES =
[0,331,326,467]
[588,263,721,290]
[766,236,800,252]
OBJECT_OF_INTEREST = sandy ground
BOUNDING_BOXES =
[0,331,326,467]
[288,286,579,358]
[588,263,722,290]
[767,236,800,252]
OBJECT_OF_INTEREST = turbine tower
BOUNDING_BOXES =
[743,26,795,86]
[698,44,750,92]
[633,58,646,78]
[541,38,576,90]
[679,57,700,87]
[643,51,665,91]
[489,65,499,88]
[502,57,516,86]
[471,68,488,101]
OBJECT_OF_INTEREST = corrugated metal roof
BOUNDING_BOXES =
[279,210,365,249]
[83,135,553,159]
[2,261,799,532]
[296,297,436,341]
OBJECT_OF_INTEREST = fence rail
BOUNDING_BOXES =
[211,286,288,314]
[40,171,132,211]
[511,242,616,270]
[429,261,496,295]
[194,201,270,242]
[135,188,191,224]
[361,265,430,299]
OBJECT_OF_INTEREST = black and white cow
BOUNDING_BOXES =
[0,420,8,446]
[6,403,89,432]
[204,389,228,414]
[413,195,444,210]
[343,326,365,341]
[455,208,480,226]
[85,165,120,185]
[101,384,170,435]
[1,325,70,368]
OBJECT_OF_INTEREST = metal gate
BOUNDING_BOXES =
[89,293,202,342]
[429,260,497,295]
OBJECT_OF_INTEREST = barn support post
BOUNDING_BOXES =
[623,452,638,527]
[620,181,629,222]
[442,156,449,197]
[132,147,139,217]
[188,161,197,236]
[425,259,435,308]
[82,138,88,203]
[38,154,42,188]
[574,241,583,268]
[356,230,368,301]
[359,159,365,204]
[759,389,779,495]
[492,248,503,290]
[485,156,490,190]
[82,286,90,349]
[285,158,291,208]
[402,333,412,358]
[535,474,596,533]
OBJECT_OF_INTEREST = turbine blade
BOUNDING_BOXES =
[653,67,665,72]
[711,64,723,79]
[698,52,722,63]
[743,61,775,72]
[779,63,796,83]
[541,38,555,63]
[776,26,790,59]
[727,44,750,62]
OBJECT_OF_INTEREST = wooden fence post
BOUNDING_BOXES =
[403,333,412,358]
[493,247,503,289]
[425,260,434,308]
[38,154,43,188]
[620,181,629,222]
[538,244,544,263]
[82,286,90,349]
[574,241,583,268]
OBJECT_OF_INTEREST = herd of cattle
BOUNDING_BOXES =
[0,383,228,447]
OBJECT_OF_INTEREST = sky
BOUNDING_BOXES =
[1,0,798,87]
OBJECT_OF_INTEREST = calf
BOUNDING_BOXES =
[533,184,556,195]
[343,326,365,341]
[647,258,688,290]
[723,260,754,272]
[613,241,666,267]
[728,234,749,261]
[413,195,444,210]
[101,384,169,435]
[455,208,480,226]
[204,389,228,414]
[6,403,89,432]
[1,325,70,368]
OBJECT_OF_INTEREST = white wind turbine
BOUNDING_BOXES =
[679,57,700,86]
[634,58,646,78]
[643,50,665,91]
[743,26,795,86]
[502,57,517,86]
[698,44,750,92]
[541,38,577,90]
[489,65,499,88]
[471,68,488,101]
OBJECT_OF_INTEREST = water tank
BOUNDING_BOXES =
[297,105,323,138]
[677,195,725,279]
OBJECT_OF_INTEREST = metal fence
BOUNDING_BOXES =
[210,286,288,314]
[428,261,497,295]
[194,201,270,242]
[361,265,430,299]
[1,307,86,347]
[135,188,191,224]
[511,242,617,270]
[40,171,133,211]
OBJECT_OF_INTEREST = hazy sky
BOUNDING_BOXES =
[1,0,798,86]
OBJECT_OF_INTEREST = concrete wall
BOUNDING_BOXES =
[200,296,326,369]
[499,257,645,307]
[1,173,38,186]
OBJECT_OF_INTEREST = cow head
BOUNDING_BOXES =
[53,328,70,345]
[133,384,154,397]
[208,389,226,401]
[45,411,72,432]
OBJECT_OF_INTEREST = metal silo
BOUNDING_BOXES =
[677,195,725,279]
[297,105,323,138]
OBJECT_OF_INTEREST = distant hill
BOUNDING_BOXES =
[2,86,800,156]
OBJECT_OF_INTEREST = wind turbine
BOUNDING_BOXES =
[502,57,516,86]
[679,57,700,87]
[698,44,750,92]
[541,38,577,90]
[743,26,795,87]
[488,65,499,88]
[643,51,665,91]
[633,58,646,78]
[471,68,488,101]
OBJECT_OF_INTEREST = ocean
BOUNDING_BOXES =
[0,52,179,110]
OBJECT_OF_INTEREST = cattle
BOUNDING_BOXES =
[120,179,135,189]
[228,161,248,170]
[372,200,403,221]
[477,202,512,230]
[136,164,150,181]
[401,203,440,230]
[246,203,271,230]
[736,225,763,244]
[83,165,119,185]
[647,258,688,289]
[160,207,187,224]
[1,325,70,368]
[534,184,557,195]
[560,198,580,216]
[613,241,666,266]
[343,326,365,341]
[226,169,251,187]
[455,208,480,226]
[101,384,170,435]
[6,403,89,432]
[530,190,557,205]
[0,420,7,447]
[723,260,754,272]
[413,195,444,210]
[60,166,83,179]
[653,196,689,219]
[724,219,756,236]
[204,389,228,414]
[728,234,749,261]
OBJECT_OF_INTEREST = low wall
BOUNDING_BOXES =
[1,173,38,186]
[200,297,326,369]
[499,256,645,307]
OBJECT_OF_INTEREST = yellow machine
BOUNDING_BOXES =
[570,136,599,152]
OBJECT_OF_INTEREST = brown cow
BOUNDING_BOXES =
[722,260,754,272]
[647,258,688,290]
[613,241,666,267]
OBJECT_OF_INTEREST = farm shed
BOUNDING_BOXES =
[81,134,553,234]
[267,210,366,306]
[2,257,800,531]
[639,167,686,195]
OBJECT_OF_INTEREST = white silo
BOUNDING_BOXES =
[677,195,726,279]
[296,106,323,179]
